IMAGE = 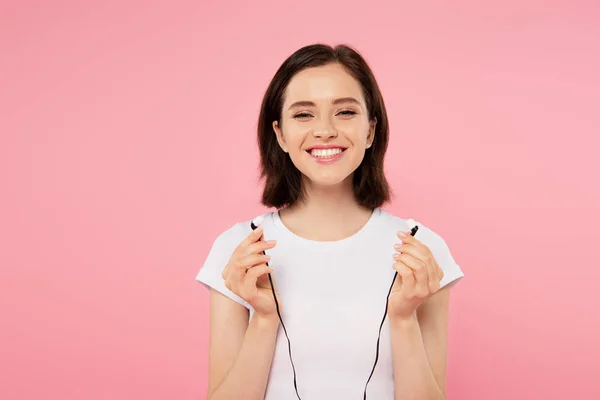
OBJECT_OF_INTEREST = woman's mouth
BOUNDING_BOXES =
[306,148,347,164]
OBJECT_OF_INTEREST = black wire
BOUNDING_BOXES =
[252,222,302,399]
[363,224,419,399]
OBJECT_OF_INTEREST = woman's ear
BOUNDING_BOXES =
[273,120,288,153]
[367,117,377,148]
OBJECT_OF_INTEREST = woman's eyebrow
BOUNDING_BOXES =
[287,97,361,110]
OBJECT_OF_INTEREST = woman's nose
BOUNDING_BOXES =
[312,126,338,138]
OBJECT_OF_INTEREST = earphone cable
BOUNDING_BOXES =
[268,273,302,400]
[252,221,303,400]
[363,224,419,399]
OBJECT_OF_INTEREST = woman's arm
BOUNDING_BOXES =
[390,286,451,400]
[206,289,280,400]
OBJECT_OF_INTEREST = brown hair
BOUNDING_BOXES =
[257,43,392,210]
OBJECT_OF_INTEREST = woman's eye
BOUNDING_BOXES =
[293,110,356,119]
[293,113,312,119]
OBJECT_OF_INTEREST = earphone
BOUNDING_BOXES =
[250,214,419,399]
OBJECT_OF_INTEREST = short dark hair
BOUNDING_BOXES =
[257,43,392,210]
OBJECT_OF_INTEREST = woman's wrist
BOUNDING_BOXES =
[252,311,280,328]
[389,310,418,326]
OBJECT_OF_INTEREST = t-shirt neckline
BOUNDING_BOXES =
[270,207,381,246]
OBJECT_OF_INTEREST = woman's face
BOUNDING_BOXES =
[273,63,376,188]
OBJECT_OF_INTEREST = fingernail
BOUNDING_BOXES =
[394,243,402,250]
[398,231,406,237]
[266,240,277,245]
[393,253,401,259]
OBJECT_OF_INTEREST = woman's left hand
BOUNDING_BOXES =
[388,229,445,320]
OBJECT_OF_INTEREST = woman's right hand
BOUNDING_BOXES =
[221,225,280,317]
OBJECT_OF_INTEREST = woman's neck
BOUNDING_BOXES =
[279,178,374,241]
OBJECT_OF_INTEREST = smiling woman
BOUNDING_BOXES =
[276,79,369,172]
[259,50,390,207]
[196,43,464,400]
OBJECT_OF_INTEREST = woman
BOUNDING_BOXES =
[196,43,464,400]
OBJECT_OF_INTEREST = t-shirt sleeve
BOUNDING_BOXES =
[419,225,464,290]
[195,223,250,309]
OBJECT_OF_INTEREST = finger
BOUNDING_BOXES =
[426,259,440,293]
[393,242,427,263]
[396,231,428,251]
[224,252,269,286]
[395,243,439,293]
[397,230,418,244]
[222,259,236,281]
[395,253,429,298]
[240,253,272,270]
[416,251,438,293]
[246,239,277,256]
[242,225,264,247]
[430,261,444,293]
[436,262,444,281]
[223,261,246,293]
[428,262,439,292]
[393,261,415,292]
[244,264,274,294]
[394,242,438,293]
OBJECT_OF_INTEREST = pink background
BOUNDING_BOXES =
[1,1,599,399]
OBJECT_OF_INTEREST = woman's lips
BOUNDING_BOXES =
[306,149,347,164]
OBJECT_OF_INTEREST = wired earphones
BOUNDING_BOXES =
[250,215,419,399]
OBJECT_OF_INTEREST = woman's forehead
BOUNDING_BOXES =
[283,65,365,107]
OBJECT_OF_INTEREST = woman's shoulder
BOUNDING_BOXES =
[378,208,464,287]
[198,213,273,308]
[377,208,455,250]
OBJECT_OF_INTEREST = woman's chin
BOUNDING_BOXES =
[302,171,353,188]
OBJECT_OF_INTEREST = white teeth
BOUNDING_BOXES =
[309,148,344,158]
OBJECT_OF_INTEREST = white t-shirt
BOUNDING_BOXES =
[196,208,464,399]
